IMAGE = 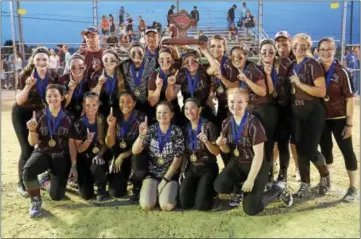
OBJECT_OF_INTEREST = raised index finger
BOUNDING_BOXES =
[32,111,36,120]
[174,70,179,77]
[31,69,35,78]
[110,107,113,116]
[144,116,148,125]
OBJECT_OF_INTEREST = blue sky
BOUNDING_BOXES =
[1,1,360,47]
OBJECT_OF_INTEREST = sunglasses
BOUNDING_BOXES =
[130,51,144,57]
[318,48,334,53]
[71,66,85,71]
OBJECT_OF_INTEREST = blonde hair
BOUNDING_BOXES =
[227,88,249,101]
[293,33,314,58]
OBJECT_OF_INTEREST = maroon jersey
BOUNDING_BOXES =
[34,108,74,154]
[225,61,269,106]
[289,57,325,101]
[221,114,267,164]
[76,48,103,78]
[176,66,211,106]
[321,60,354,118]
[183,119,218,166]
[17,69,59,110]
[58,73,90,118]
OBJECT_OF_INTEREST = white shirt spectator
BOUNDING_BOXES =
[49,55,59,70]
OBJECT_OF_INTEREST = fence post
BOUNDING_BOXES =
[341,0,347,65]
[258,1,263,45]
[93,0,98,29]
[9,0,19,87]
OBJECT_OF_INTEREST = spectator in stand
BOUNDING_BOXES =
[1,55,8,89]
[190,6,199,30]
[243,10,256,38]
[126,15,134,33]
[101,15,110,36]
[63,45,72,74]
[138,16,147,37]
[119,23,127,36]
[119,6,125,26]
[7,51,23,89]
[313,48,320,60]
[49,49,60,71]
[169,23,177,38]
[128,30,137,43]
[344,46,360,95]
[167,5,176,27]
[109,14,116,35]
[239,2,249,29]
[227,4,237,29]
[120,34,130,46]
[57,44,65,74]
[228,23,239,41]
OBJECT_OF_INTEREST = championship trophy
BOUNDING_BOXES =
[161,10,208,45]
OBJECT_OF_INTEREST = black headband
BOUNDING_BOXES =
[32,47,50,57]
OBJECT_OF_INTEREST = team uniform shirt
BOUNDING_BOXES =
[34,108,74,155]
[142,124,185,179]
[258,57,293,106]
[70,114,106,159]
[17,69,59,110]
[320,60,354,118]
[58,73,90,118]
[225,61,268,106]
[183,119,218,166]
[121,58,156,104]
[76,48,103,79]
[176,66,211,106]
[221,114,267,164]
[112,109,146,155]
[289,57,325,101]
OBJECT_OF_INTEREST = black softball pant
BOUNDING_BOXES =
[251,103,279,178]
[107,154,132,198]
[12,103,34,185]
[214,158,281,216]
[292,99,329,184]
[319,118,357,171]
[22,151,71,201]
[129,151,149,194]
[179,163,219,211]
[77,152,110,200]
[274,104,296,181]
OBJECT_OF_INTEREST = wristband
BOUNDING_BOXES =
[346,123,353,127]
[139,134,146,139]
[162,176,170,183]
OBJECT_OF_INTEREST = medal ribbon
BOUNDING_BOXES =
[231,112,249,144]
[130,62,145,88]
[35,69,49,101]
[104,71,117,97]
[185,70,199,97]
[216,56,228,88]
[46,107,64,140]
[325,62,336,88]
[119,110,136,138]
[158,68,169,88]
[157,124,173,154]
[187,118,203,153]
[292,57,308,75]
[271,65,277,87]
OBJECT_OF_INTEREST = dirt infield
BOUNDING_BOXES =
[1,98,360,238]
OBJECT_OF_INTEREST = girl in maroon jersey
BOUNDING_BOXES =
[58,54,90,118]
[214,88,293,215]
[12,47,59,197]
[23,84,75,217]
[318,37,358,202]
[289,33,330,198]
[70,92,109,201]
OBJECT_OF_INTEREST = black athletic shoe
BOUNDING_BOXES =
[229,192,243,207]
[342,187,358,202]
[276,181,293,207]
[296,182,311,198]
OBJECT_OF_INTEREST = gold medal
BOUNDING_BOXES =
[157,157,165,165]
[48,139,56,147]
[217,86,225,94]
[134,89,141,97]
[119,140,127,149]
[234,148,240,157]
[92,147,100,154]
[272,91,278,98]
[324,95,330,102]
[190,154,197,162]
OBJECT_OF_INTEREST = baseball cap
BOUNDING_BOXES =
[145,28,158,35]
[274,30,291,40]
[81,26,99,35]
[194,6,197,8]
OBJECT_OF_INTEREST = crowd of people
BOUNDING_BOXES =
[8,20,359,219]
